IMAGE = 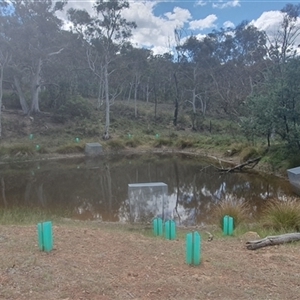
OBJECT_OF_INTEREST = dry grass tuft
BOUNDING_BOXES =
[213,195,251,229]
[261,197,300,232]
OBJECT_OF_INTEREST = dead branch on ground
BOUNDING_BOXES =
[246,233,300,250]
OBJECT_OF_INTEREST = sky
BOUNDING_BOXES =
[60,0,300,54]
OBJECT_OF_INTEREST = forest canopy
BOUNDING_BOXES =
[1,0,300,147]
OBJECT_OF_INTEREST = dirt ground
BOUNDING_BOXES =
[1,222,300,300]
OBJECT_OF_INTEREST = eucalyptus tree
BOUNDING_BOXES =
[267,3,300,64]
[68,0,136,140]
[41,30,95,110]
[206,24,267,119]
[0,1,12,136]
[143,53,175,122]
[5,0,67,114]
[121,45,151,117]
[244,4,300,148]
[245,57,300,149]
[177,35,218,129]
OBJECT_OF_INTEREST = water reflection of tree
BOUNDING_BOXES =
[0,154,295,223]
[1,177,7,207]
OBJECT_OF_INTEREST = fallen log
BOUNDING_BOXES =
[246,232,300,250]
[217,157,261,173]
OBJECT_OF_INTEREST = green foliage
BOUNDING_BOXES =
[240,147,259,162]
[8,144,35,157]
[213,196,251,229]
[0,207,70,225]
[261,198,300,232]
[262,144,299,171]
[175,138,195,149]
[106,139,126,150]
[2,91,22,109]
[245,58,300,149]
[152,137,173,148]
[125,137,141,148]
[57,95,92,121]
[56,143,84,154]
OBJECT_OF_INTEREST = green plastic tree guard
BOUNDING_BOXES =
[165,220,176,240]
[186,231,201,265]
[223,215,234,236]
[37,221,53,252]
[153,217,163,236]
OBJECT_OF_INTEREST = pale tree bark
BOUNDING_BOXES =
[13,76,29,114]
[127,82,132,102]
[0,63,3,137]
[103,60,110,140]
[0,50,11,137]
[30,49,63,114]
[1,177,7,207]
[246,233,300,250]
[146,77,150,103]
[30,57,42,113]
[134,73,140,118]
[86,47,104,109]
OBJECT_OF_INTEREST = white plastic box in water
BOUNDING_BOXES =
[287,166,300,195]
[128,182,168,223]
[85,143,102,156]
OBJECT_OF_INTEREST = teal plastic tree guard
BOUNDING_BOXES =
[153,217,163,236]
[165,220,176,240]
[223,215,234,236]
[37,221,53,252]
[186,231,201,265]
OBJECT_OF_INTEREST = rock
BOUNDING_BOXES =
[240,231,260,241]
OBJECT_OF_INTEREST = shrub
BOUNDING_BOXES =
[8,144,35,157]
[261,198,300,232]
[240,147,259,162]
[56,144,84,154]
[57,95,92,121]
[106,139,125,150]
[213,195,250,229]
[125,137,141,148]
[175,138,195,149]
[2,91,22,109]
[153,137,173,148]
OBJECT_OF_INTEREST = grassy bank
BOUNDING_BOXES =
[0,100,299,177]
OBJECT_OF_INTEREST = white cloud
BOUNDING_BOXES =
[250,10,300,55]
[164,6,192,23]
[189,14,217,30]
[250,10,282,33]
[195,0,207,6]
[223,20,235,28]
[213,0,240,9]
[123,3,192,54]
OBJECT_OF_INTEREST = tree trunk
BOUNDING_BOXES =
[173,72,179,126]
[246,233,300,250]
[1,177,7,207]
[0,65,3,138]
[127,82,132,102]
[97,71,104,109]
[103,61,110,140]
[30,58,42,114]
[146,77,150,103]
[13,76,29,114]
[134,74,139,118]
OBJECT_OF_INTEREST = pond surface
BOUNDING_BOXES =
[0,153,295,225]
